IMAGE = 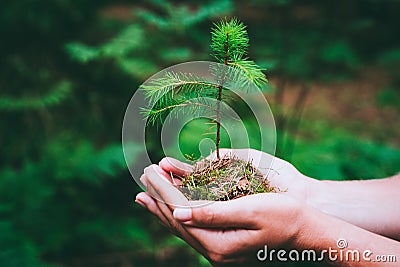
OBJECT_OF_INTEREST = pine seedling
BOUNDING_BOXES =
[141,18,277,201]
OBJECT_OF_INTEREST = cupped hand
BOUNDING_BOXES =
[136,164,309,266]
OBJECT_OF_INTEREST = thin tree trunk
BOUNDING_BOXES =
[216,85,222,159]
[215,35,229,160]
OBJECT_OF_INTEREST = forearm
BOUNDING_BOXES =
[305,174,400,240]
[294,207,400,266]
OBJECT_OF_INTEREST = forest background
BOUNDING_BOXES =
[1,0,399,266]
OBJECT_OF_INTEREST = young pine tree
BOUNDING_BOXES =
[142,18,267,159]
[141,18,276,201]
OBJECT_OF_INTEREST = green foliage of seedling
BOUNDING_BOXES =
[141,18,267,158]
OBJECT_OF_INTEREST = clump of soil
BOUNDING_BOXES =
[177,155,279,201]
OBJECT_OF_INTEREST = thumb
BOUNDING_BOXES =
[159,157,192,177]
[173,199,257,229]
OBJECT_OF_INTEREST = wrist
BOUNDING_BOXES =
[291,173,321,204]
[289,179,340,250]
[276,193,321,250]
[290,205,346,261]
[289,202,320,250]
[304,177,326,211]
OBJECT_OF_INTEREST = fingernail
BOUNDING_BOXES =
[135,199,147,208]
[173,208,192,222]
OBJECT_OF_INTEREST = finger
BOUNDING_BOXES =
[173,197,259,228]
[159,157,192,177]
[157,166,175,183]
[143,164,190,208]
[155,166,183,187]
[171,177,183,187]
[143,188,229,259]
[154,199,184,238]
[146,202,255,262]
[159,165,183,187]
[142,165,172,183]
[152,196,210,257]
[135,192,171,228]
[140,191,258,262]
[184,226,260,263]
[137,193,202,250]
[136,192,186,239]
[140,173,160,199]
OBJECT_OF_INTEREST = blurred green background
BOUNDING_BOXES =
[1,0,399,266]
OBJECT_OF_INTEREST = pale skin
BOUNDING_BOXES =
[136,149,400,266]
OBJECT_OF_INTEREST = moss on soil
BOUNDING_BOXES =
[177,155,279,201]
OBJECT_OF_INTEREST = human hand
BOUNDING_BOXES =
[136,152,400,266]
[136,164,309,266]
